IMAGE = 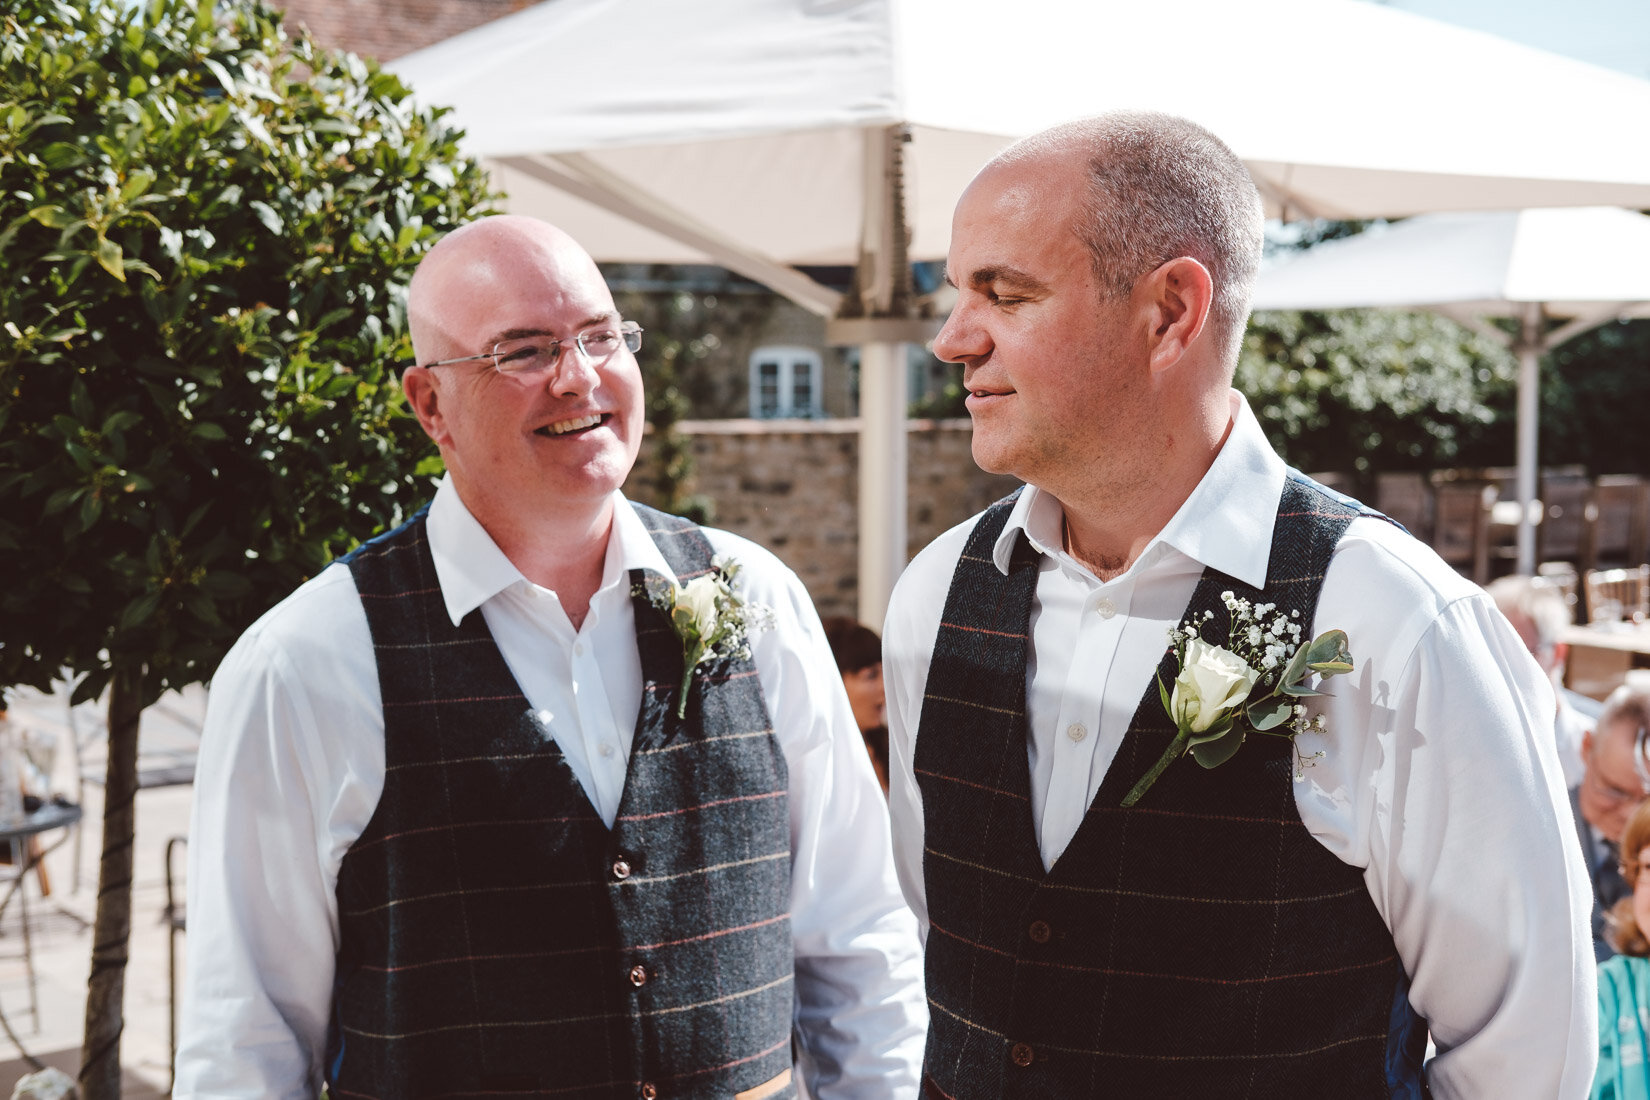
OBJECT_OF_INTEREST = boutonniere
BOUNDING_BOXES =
[636,556,774,719]
[1122,591,1354,807]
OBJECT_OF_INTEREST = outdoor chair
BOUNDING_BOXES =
[1591,475,1650,568]
[66,684,201,893]
[1430,480,1495,584]
[1537,470,1592,569]
[1375,472,1433,542]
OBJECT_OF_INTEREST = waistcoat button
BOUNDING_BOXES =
[640,1083,658,1099]
[612,857,632,881]
[628,964,648,987]
[1027,920,1052,944]
[1010,1042,1035,1068]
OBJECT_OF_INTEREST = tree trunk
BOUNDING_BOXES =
[78,668,143,1099]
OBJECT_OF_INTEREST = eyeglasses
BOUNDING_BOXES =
[420,321,643,375]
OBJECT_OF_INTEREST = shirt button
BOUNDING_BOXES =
[599,742,616,758]
[640,1085,658,1100]
[628,964,648,987]
[1010,1042,1035,1068]
[1028,920,1052,944]
[574,642,585,657]
[1095,596,1117,619]
[612,857,632,881]
[1066,723,1087,743]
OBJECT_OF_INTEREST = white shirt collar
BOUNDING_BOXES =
[425,476,674,626]
[992,390,1286,589]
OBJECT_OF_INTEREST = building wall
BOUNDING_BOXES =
[626,420,1020,620]
[280,0,536,61]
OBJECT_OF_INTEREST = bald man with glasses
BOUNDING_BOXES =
[175,216,925,1098]
[1576,685,1650,961]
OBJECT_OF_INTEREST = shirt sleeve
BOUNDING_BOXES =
[173,567,383,1099]
[1299,526,1597,1099]
[734,540,928,1099]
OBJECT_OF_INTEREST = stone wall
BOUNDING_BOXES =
[625,419,1020,620]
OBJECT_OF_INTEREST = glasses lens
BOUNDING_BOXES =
[491,338,557,375]
[579,330,624,359]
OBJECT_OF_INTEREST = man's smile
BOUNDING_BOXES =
[535,413,608,437]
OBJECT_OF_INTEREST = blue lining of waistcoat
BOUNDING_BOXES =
[325,970,346,1085]
[1385,961,1430,1098]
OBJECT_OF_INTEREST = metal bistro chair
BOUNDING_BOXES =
[1583,564,1650,625]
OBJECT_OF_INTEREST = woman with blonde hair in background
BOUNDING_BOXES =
[1598,793,1650,1099]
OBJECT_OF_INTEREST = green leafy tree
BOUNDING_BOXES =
[1543,319,1650,476]
[0,0,492,1091]
[1237,309,1517,492]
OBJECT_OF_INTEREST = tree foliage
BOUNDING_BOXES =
[1237,308,1517,488]
[0,0,492,1090]
[0,0,492,710]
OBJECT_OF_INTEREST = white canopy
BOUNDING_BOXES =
[1252,207,1650,573]
[390,0,1650,618]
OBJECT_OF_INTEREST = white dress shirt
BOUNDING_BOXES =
[176,478,926,1099]
[884,392,1596,1100]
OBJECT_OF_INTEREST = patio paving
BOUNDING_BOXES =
[0,681,203,1097]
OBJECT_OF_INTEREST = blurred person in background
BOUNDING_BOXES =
[1577,684,1650,962]
[822,616,889,794]
[1596,796,1650,1099]
[1488,573,1594,786]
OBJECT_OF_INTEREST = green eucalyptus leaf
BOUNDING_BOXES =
[1186,716,1234,747]
[1189,725,1245,769]
[1280,682,1326,698]
[1247,695,1294,731]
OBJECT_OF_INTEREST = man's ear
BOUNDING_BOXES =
[1141,256,1214,374]
[402,366,450,447]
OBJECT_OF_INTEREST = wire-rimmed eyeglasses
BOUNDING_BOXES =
[419,321,643,375]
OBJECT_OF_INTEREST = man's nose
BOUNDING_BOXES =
[931,304,988,364]
[547,344,602,397]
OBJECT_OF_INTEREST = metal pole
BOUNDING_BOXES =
[1515,303,1542,575]
[858,342,908,627]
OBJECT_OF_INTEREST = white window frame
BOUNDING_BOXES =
[748,345,823,419]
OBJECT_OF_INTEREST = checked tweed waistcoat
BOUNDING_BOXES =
[915,474,1428,1099]
[327,503,795,1099]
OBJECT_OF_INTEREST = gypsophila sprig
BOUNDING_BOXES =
[1121,591,1353,807]
[635,556,774,719]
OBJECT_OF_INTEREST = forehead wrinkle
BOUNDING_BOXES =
[486,310,619,346]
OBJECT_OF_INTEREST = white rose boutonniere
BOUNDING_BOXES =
[1122,591,1354,807]
[637,556,774,719]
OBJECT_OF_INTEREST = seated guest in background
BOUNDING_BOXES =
[1488,574,1595,786]
[822,616,889,793]
[1577,684,1650,961]
[1596,797,1650,1099]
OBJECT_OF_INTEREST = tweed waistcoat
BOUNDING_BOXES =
[915,474,1428,1099]
[327,503,795,1099]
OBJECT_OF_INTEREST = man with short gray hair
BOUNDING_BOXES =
[1487,573,1592,784]
[885,112,1592,1097]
